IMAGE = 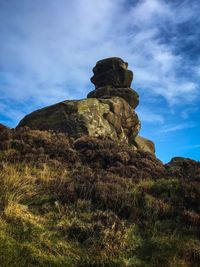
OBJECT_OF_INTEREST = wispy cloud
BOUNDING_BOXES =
[181,107,199,119]
[0,0,199,111]
[181,144,200,150]
[137,108,164,124]
[161,123,198,133]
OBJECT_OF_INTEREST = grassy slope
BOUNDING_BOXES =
[0,126,199,267]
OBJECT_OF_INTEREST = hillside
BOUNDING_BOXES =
[0,125,199,267]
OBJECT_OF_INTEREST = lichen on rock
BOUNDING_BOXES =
[18,97,141,145]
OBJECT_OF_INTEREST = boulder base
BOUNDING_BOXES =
[87,86,139,109]
[18,97,140,144]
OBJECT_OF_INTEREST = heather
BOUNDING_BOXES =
[0,126,199,267]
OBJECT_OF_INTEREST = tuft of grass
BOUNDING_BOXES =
[0,163,37,212]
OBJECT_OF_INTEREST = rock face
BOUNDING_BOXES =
[17,57,155,153]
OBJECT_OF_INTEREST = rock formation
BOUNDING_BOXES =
[18,57,155,153]
[88,57,139,109]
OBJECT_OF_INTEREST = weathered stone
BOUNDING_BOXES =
[100,97,140,140]
[134,136,155,154]
[18,97,140,144]
[91,57,133,89]
[87,86,139,109]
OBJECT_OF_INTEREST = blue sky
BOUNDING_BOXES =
[0,0,200,162]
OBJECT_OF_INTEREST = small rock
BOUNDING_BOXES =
[134,136,155,154]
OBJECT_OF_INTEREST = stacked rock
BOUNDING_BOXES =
[87,57,139,109]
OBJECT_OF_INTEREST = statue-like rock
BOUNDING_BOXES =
[91,57,133,88]
[88,57,139,109]
[18,97,140,144]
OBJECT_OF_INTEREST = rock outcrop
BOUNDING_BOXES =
[166,157,200,179]
[18,57,155,153]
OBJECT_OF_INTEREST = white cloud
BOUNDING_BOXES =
[0,0,199,127]
[182,144,200,149]
[181,107,199,119]
[137,108,164,124]
[128,0,172,24]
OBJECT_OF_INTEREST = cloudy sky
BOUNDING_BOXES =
[0,0,200,162]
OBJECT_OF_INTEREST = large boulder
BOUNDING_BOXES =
[18,97,140,144]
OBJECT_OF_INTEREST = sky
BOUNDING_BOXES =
[0,0,200,163]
